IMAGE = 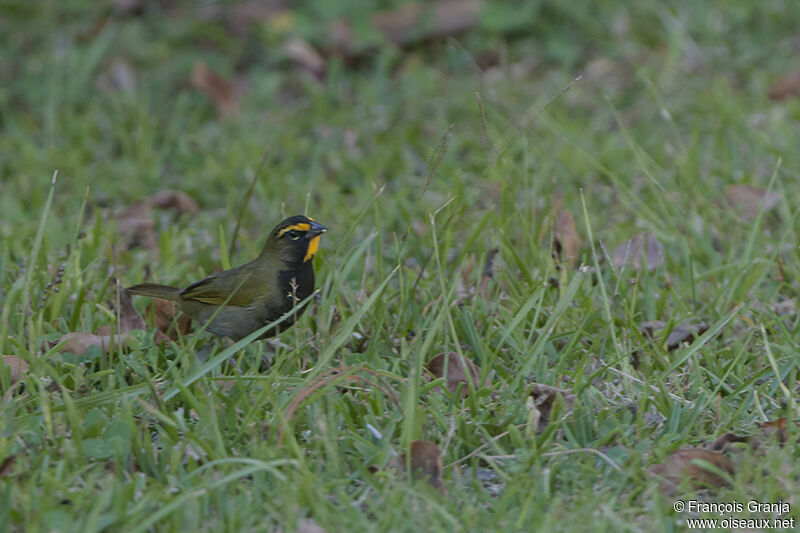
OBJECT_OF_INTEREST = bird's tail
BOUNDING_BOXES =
[126,283,182,301]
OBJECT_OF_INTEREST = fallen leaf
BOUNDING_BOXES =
[665,320,708,351]
[149,190,200,214]
[373,0,481,46]
[649,449,735,494]
[0,455,15,478]
[640,319,708,351]
[529,383,575,434]
[758,418,787,447]
[119,288,146,332]
[553,209,581,267]
[285,37,326,79]
[57,332,128,354]
[612,232,664,272]
[191,61,240,118]
[331,0,482,55]
[393,440,444,490]
[3,356,29,383]
[116,190,199,251]
[425,352,486,396]
[639,320,666,339]
[149,298,192,341]
[768,71,800,101]
[117,200,156,250]
[55,289,164,355]
[725,184,780,220]
[707,433,748,452]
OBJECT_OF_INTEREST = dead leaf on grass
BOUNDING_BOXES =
[117,200,156,250]
[768,71,800,101]
[529,383,575,434]
[285,37,326,80]
[553,209,581,267]
[57,332,128,354]
[649,449,734,494]
[374,0,481,46]
[392,440,444,490]
[149,298,192,341]
[54,288,165,355]
[665,320,708,351]
[612,232,664,272]
[640,319,708,351]
[425,352,486,396]
[725,184,779,220]
[331,0,481,55]
[758,418,787,447]
[3,356,29,383]
[0,455,16,478]
[707,432,749,452]
[116,190,199,251]
[149,190,200,214]
[191,61,241,118]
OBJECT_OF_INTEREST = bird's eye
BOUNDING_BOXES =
[287,230,300,240]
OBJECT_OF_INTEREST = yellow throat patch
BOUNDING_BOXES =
[304,235,320,262]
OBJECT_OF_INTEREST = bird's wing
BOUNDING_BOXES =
[180,266,268,307]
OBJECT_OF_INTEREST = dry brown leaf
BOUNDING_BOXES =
[725,184,780,220]
[373,0,481,46]
[117,200,156,250]
[707,433,749,452]
[553,209,581,267]
[149,298,192,341]
[640,319,708,351]
[119,288,146,332]
[55,289,163,355]
[191,61,240,118]
[529,383,575,433]
[149,190,200,214]
[3,356,29,383]
[758,418,787,447]
[57,332,129,354]
[285,37,326,79]
[665,320,708,351]
[612,232,664,272]
[116,190,199,251]
[768,71,800,101]
[649,449,735,494]
[331,0,481,55]
[425,352,486,396]
[394,440,444,490]
[639,320,666,339]
[0,455,16,478]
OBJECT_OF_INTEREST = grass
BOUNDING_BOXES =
[2,1,799,531]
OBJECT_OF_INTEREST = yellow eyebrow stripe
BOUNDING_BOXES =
[278,222,311,237]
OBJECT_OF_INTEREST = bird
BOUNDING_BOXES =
[127,215,327,340]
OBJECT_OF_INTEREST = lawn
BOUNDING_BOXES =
[1,1,799,531]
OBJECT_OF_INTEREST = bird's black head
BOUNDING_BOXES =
[264,215,327,264]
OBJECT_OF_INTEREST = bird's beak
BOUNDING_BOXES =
[308,221,328,237]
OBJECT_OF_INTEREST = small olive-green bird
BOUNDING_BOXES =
[127,215,327,340]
